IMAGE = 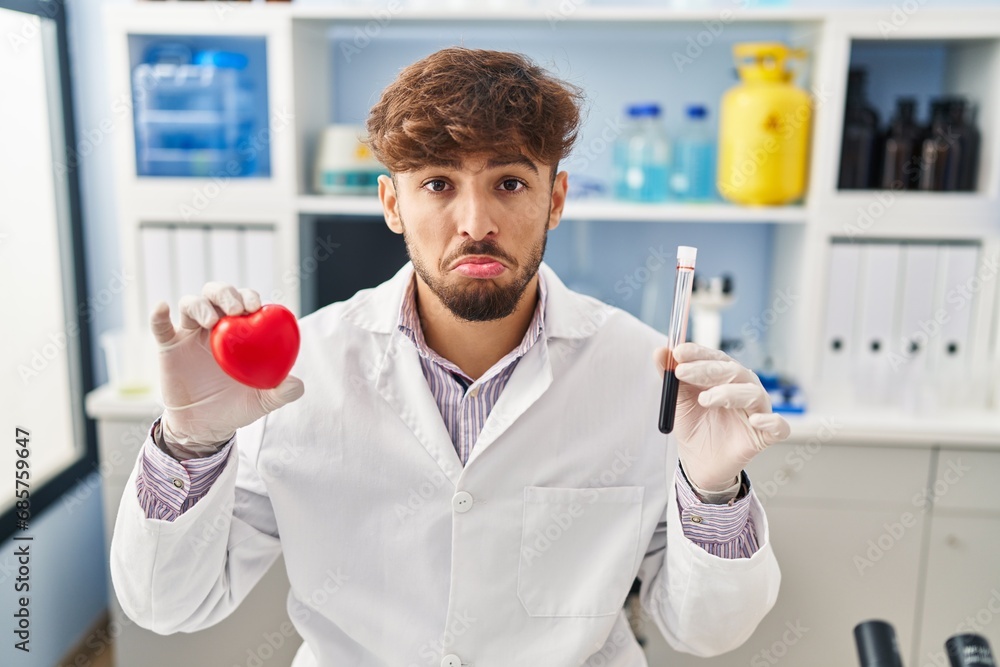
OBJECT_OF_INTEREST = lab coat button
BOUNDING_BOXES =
[171,478,184,489]
[452,491,473,513]
[441,654,461,667]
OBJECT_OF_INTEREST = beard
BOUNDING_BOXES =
[403,222,547,323]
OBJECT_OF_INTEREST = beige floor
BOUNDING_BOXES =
[58,611,114,667]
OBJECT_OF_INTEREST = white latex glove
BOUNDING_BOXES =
[149,282,305,450]
[654,341,790,492]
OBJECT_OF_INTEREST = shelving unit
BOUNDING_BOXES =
[296,193,809,223]
[103,0,1000,441]
[98,4,1000,667]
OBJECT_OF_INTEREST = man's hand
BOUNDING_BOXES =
[654,342,790,492]
[152,282,305,449]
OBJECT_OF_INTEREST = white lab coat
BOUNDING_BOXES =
[110,260,780,667]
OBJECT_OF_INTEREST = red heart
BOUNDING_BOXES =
[210,304,300,389]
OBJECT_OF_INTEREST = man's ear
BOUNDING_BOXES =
[547,169,568,232]
[379,174,403,234]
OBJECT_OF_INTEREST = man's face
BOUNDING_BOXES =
[378,152,567,322]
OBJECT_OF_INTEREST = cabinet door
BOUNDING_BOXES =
[744,441,932,506]
[642,505,925,667]
[930,450,1000,514]
[97,417,302,667]
[917,515,1000,667]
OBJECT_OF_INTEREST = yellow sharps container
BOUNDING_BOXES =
[717,43,811,205]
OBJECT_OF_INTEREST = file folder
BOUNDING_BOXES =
[895,244,939,412]
[208,227,242,287]
[932,243,980,407]
[855,242,902,406]
[243,227,276,303]
[140,225,173,322]
[174,226,209,300]
[820,241,862,405]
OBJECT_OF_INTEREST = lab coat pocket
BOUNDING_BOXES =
[517,485,644,617]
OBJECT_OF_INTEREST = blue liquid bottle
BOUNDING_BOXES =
[671,104,716,202]
[614,103,671,202]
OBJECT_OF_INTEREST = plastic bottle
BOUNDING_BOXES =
[613,103,671,203]
[671,104,716,201]
[717,42,811,205]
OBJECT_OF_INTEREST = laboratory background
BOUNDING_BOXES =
[2,0,1000,665]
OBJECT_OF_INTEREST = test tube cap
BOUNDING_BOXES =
[677,245,697,268]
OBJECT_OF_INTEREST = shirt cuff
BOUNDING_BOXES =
[136,416,235,520]
[674,465,758,554]
[688,471,742,504]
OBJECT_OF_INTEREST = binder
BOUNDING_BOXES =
[932,243,980,407]
[855,242,902,406]
[208,227,242,287]
[895,244,939,412]
[140,225,173,323]
[173,226,209,300]
[819,241,862,405]
[244,227,276,303]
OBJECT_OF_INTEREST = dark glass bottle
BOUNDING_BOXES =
[920,96,979,191]
[839,68,881,190]
[954,100,981,191]
[919,99,948,190]
[880,98,923,190]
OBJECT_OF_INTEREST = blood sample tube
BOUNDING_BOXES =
[658,245,697,434]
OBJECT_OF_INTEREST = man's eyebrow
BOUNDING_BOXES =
[484,155,539,176]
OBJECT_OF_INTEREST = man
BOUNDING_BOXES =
[111,46,789,666]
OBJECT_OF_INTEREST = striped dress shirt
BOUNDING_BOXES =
[136,269,758,558]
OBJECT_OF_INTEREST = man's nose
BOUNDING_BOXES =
[454,189,499,240]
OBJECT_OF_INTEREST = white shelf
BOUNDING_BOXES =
[297,194,381,216]
[108,2,1000,27]
[817,191,1000,239]
[562,199,807,223]
[295,194,807,223]
[286,5,830,23]
[783,408,1000,448]
[85,384,163,421]
[83,377,1000,449]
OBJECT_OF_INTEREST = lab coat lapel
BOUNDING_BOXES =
[375,328,463,486]
[463,262,612,468]
[342,262,463,486]
[463,333,552,468]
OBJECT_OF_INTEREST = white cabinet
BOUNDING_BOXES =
[86,386,302,667]
[917,516,1000,667]
[916,449,1000,667]
[643,444,1000,666]
[646,505,928,667]
[643,442,934,666]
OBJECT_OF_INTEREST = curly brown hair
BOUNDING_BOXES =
[365,46,585,181]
